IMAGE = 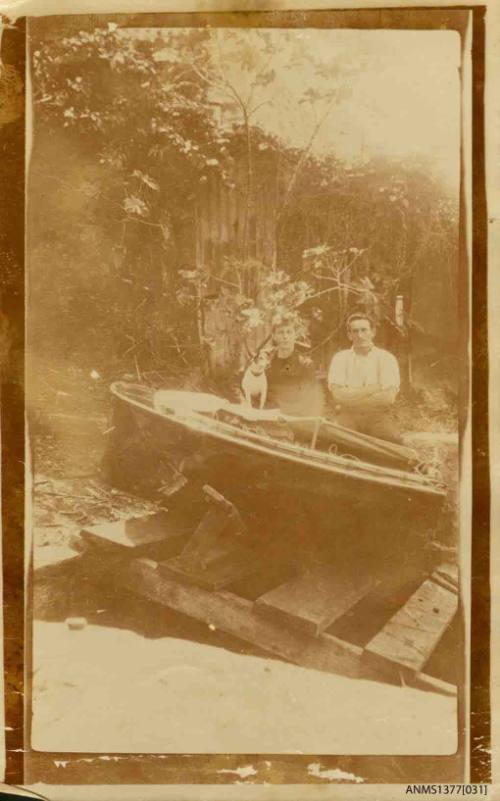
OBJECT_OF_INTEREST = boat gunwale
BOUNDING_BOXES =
[110,382,446,498]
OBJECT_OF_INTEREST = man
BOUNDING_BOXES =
[328,313,401,442]
[265,318,324,417]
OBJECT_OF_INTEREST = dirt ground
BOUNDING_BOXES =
[31,537,459,756]
[31,617,457,755]
[28,365,461,759]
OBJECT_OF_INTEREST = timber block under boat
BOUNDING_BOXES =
[36,546,457,697]
[363,575,459,677]
[79,511,191,560]
[85,554,455,697]
[158,483,258,590]
[253,565,379,637]
[61,505,460,696]
[159,545,259,591]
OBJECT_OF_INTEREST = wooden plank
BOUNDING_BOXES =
[104,556,365,676]
[32,548,83,579]
[363,578,458,675]
[254,565,378,636]
[87,556,455,697]
[174,503,231,566]
[80,511,191,559]
[158,483,252,589]
[160,545,257,591]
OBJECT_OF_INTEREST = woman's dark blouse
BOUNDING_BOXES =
[266,349,324,417]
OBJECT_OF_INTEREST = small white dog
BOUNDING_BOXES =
[241,352,270,409]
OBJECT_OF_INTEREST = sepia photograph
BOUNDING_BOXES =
[25,11,467,771]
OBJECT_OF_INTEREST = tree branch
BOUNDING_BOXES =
[272,91,339,264]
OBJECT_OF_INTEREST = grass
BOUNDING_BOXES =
[393,385,458,435]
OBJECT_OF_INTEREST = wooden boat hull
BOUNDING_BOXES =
[106,383,447,552]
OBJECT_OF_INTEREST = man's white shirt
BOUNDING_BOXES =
[328,346,400,390]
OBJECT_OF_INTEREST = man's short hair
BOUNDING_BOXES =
[346,312,376,332]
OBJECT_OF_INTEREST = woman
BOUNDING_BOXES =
[265,318,324,418]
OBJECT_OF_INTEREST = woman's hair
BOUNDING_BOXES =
[345,312,376,332]
[272,314,297,332]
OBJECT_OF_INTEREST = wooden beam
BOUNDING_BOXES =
[79,511,191,560]
[95,556,455,696]
[37,552,456,697]
[160,545,257,591]
[363,578,458,676]
[254,565,378,636]
[108,557,368,677]
[158,484,254,589]
[81,512,172,549]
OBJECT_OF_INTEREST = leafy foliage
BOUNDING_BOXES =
[29,24,459,390]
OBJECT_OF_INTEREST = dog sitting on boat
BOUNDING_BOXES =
[241,352,270,409]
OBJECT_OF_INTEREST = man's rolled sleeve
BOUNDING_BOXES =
[328,351,346,387]
[380,351,400,389]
